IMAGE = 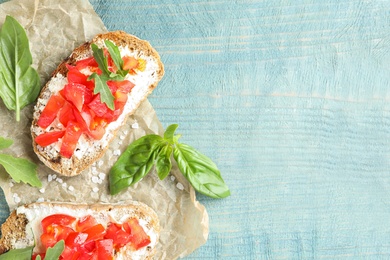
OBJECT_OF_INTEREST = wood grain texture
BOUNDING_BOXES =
[86,1,390,258]
[0,0,389,258]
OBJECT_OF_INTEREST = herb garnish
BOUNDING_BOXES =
[88,40,128,110]
[0,246,33,260]
[109,124,230,199]
[0,137,41,187]
[0,15,40,121]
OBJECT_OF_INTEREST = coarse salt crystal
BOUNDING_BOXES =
[92,176,99,183]
[98,160,104,167]
[131,122,139,129]
[14,196,21,203]
[92,187,99,193]
[62,183,68,188]
[113,149,121,156]
[120,135,125,140]
[37,198,45,202]
[56,178,63,184]
[170,175,175,182]
[39,188,45,193]
[98,173,106,180]
[176,182,184,190]
[68,185,75,191]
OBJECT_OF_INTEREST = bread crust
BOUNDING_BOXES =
[0,201,160,259]
[31,31,164,176]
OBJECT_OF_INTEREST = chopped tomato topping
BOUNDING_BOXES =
[122,56,138,71]
[37,94,65,128]
[76,215,98,232]
[58,101,76,127]
[36,214,150,259]
[62,83,93,112]
[35,131,65,147]
[60,121,83,158]
[127,218,151,250]
[36,51,146,158]
[41,214,77,231]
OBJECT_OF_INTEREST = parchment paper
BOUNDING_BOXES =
[0,0,209,259]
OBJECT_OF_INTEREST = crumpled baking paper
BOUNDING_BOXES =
[0,0,208,259]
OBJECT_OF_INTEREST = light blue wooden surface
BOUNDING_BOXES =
[2,0,390,259]
[84,1,390,258]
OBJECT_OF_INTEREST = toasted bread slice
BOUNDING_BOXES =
[31,31,164,176]
[0,201,160,259]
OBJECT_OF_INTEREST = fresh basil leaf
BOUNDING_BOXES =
[44,240,64,260]
[173,143,230,199]
[89,73,115,110]
[0,246,33,260]
[156,144,173,180]
[0,15,41,122]
[105,40,123,70]
[0,137,13,150]
[109,135,163,195]
[164,124,179,143]
[0,153,41,187]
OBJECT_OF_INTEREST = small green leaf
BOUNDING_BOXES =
[0,15,41,121]
[0,154,41,187]
[0,137,13,150]
[0,246,33,260]
[109,135,164,195]
[105,40,123,70]
[89,73,115,110]
[44,240,65,260]
[156,144,173,180]
[91,43,111,75]
[164,124,179,143]
[173,143,230,199]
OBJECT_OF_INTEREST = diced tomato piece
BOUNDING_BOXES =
[60,121,83,158]
[127,218,151,250]
[104,223,130,250]
[114,90,128,104]
[37,94,65,128]
[65,231,88,248]
[75,57,98,71]
[41,214,77,231]
[106,81,119,93]
[84,224,106,242]
[63,83,93,112]
[76,215,98,232]
[58,101,76,127]
[88,94,109,117]
[88,118,106,140]
[115,80,135,93]
[61,246,81,260]
[123,56,138,71]
[35,131,65,147]
[96,239,114,260]
[40,233,57,249]
[67,65,94,90]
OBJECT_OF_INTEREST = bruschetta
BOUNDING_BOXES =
[31,31,164,176]
[0,201,160,259]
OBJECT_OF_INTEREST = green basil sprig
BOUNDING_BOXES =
[88,40,129,110]
[109,124,230,199]
[0,15,40,121]
[0,137,41,187]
